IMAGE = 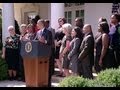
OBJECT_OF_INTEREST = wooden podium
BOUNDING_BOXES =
[20,40,51,87]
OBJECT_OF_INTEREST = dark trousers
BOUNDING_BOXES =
[79,61,93,79]
[48,48,55,87]
[17,55,25,80]
[114,50,120,68]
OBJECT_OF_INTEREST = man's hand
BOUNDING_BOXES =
[39,36,45,43]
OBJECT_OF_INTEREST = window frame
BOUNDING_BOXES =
[65,11,72,24]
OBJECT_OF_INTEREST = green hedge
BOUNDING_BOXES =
[87,79,116,87]
[96,68,120,87]
[58,76,89,87]
[59,68,120,87]
[0,56,8,80]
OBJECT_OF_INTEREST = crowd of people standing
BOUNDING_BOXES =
[1,13,120,87]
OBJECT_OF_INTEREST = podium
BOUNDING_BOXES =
[20,40,51,87]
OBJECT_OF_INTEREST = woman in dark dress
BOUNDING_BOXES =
[94,22,116,73]
[68,27,83,76]
[54,18,66,76]
[94,17,108,72]
[2,26,20,80]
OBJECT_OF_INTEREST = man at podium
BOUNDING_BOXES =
[34,19,52,45]
[34,19,52,87]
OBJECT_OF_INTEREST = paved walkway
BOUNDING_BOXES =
[0,68,97,87]
[0,68,64,87]
[0,76,62,87]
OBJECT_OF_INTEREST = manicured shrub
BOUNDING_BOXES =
[59,68,120,87]
[58,76,89,87]
[87,79,116,87]
[96,68,120,87]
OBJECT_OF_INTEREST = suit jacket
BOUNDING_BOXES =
[47,27,55,47]
[111,24,120,50]
[47,27,55,40]
[35,28,52,46]
[68,38,81,60]
[78,32,94,66]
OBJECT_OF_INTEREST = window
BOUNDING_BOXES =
[65,3,84,7]
[81,10,84,17]
[75,10,84,23]
[112,3,120,14]
[76,10,79,17]
[65,3,73,7]
[75,3,84,6]
[24,11,38,24]
[65,11,72,24]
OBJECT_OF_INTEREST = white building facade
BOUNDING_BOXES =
[0,3,119,43]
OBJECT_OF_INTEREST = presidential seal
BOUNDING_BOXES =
[25,42,32,53]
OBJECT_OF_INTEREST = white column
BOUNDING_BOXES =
[2,3,14,44]
[50,3,64,31]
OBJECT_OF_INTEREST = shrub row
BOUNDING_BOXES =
[59,68,120,87]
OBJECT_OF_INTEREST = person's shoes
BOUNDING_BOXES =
[13,76,17,80]
[17,77,25,82]
[22,78,25,82]
[17,77,22,81]
[56,72,65,77]
[8,77,13,81]
[48,83,51,87]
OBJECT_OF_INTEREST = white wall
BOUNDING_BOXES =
[14,3,22,25]
[39,3,48,19]
[84,3,112,36]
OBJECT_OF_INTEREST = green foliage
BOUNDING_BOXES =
[58,76,89,87]
[87,79,116,87]
[96,68,120,87]
[0,56,8,80]
[59,68,120,87]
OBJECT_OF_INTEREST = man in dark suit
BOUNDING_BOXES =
[78,24,94,79]
[35,19,52,87]
[44,19,55,76]
[35,19,52,45]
